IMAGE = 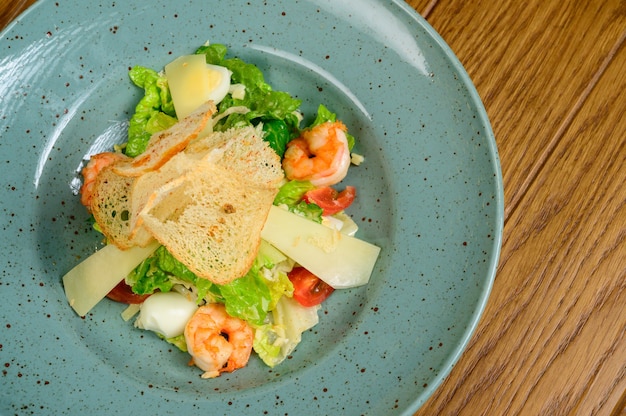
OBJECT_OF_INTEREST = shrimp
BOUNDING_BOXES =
[184,303,254,378]
[282,121,351,187]
[79,152,127,210]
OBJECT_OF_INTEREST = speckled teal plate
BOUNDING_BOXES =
[0,1,503,414]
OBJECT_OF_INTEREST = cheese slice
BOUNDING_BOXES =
[261,206,380,289]
[63,241,159,316]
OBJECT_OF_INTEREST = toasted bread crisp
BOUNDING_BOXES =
[112,101,216,177]
[87,101,284,285]
[135,125,283,284]
[186,124,284,188]
[89,163,137,249]
[90,103,216,248]
[128,152,198,245]
[139,160,279,284]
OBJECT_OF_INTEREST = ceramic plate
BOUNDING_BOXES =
[0,1,503,414]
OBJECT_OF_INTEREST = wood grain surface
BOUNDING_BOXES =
[0,0,35,30]
[2,1,625,415]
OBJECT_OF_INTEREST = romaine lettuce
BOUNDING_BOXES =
[126,66,177,157]
[195,44,302,139]
[127,246,213,302]
[262,119,291,157]
[273,180,323,223]
[162,333,187,352]
[127,243,293,326]
[253,296,320,367]
[218,242,294,325]
[127,252,174,295]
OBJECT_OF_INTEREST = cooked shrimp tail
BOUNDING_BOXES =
[282,121,350,187]
[184,303,254,378]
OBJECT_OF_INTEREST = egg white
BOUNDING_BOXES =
[204,64,232,104]
[134,291,198,339]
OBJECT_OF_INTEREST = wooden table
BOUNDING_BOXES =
[2,1,625,414]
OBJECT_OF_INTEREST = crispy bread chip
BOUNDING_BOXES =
[112,101,216,177]
[128,152,197,244]
[138,160,279,284]
[133,125,283,284]
[90,102,216,248]
[89,164,138,249]
[88,105,284,285]
[186,124,284,187]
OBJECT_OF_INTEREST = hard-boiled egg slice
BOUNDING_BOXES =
[204,64,232,103]
[165,54,232,119]
[134,291,198,339]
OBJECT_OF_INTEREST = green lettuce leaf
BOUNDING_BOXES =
[291,200,323,223]
[273,180,323,223]
[153,247,214,302]
[127,244,292,326]
[218,272,271,326]
[267,271,293,311]
[161,333,187,352]
[218,246,293,325]
[262,119,290,157]
[273,180,316,206]
[253,323,284,367]
[126,66,177,157]
[256,241,294,310]
[127,254,174,295]
[194,43,228,65]
[253,296,319,367]
[309,103,337,128]
[194,45,302,139]
[222,57,272,94]
[127,246,214,302]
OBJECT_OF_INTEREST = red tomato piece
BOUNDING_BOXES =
[303,185,356,216]
[106,280,150,304]
[287,267,335,307]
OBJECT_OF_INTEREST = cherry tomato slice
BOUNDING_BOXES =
[287,267,335,307]
[106,280,150,304]
[303,186,356,216]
